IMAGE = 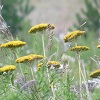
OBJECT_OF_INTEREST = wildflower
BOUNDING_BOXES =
[1,40,26,48]
[48,61,60,68]
[28,23,55,33]
[0,65,16,72]
[16,54,44,63]
[70,46,90,52]
[37,63,44,71]
[97,45,100,49]
[64,30,85,42]
[89,69,100,78]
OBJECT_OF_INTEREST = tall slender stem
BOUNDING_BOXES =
[15,50,24,77]
[30,67,34,79]
[42,34,46,57]
[42,33,55,99]
[77,52,83,100]
[77,53,92,100]
[82,61,92,100]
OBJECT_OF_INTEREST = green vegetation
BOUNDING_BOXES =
[0,1,100,100]
[71,0,100,36]
[1,0,33,36]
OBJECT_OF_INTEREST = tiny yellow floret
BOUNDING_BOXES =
[89,69,100,78]
[1,41,26,48]
[28,23,55,33]
[0,65,16,72]
[64,30,85,42]
[70,46,90,52]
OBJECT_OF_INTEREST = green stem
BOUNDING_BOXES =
[30,67,34,80]
[81,62,92,100]
[42,32,55,99]
[47,68,56,100]
[29,63,41,100]
[42,34,46,57]
[15,50,24,77]
[77,52,83,100]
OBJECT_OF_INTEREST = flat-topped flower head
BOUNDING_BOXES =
[48,61,60,68]
[28,23,55,33]
[97,45,100,49]
[1,41,26,48]
[70,46,90,52]
[0,65,16,72]
[89,69,100,78]
[64,30,85,42]
[16,54,44,63]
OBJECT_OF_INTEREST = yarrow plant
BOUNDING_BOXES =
[1,40,26,48]
[0,5,100,100]
[0,65,16,73]
[28,23,55,33]
[70,46,90,52]
[63,30,91,100]
[64,30,85,43]
[16,54,44,63]
[48,61,60,68]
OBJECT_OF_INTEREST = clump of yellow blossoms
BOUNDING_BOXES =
[89,69,100,78]
[28,23,55,33]
[1,41,26,48]
[97,45,100,49]
[70,46,90,52]
[16,54,44,63]
[64,30,85,42]
[48,61,60,68]
[37,63,44,71]
[0,65,16,72]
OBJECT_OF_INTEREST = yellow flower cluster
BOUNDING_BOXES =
[1,41,26,48]
[16,54,44,63]
[70,46,90,52]
[97,45,100,49]
[48,61,60,68]
[37,63,44,71]
[28,23,55,33]
[64,30,85,42]
[89,69,100,78]
[0,65,16,72]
